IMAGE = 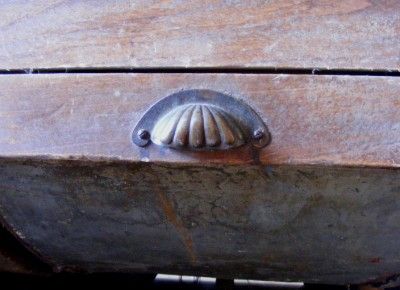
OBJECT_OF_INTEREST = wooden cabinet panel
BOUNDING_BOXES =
[1,0,399,70]
[0,74,399,168]
[1,73,400,284]
[1,1,400,285]
[1,158,400,284]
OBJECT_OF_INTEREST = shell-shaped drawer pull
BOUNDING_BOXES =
[132,90,271,151]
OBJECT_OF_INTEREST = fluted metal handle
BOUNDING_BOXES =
[132,90,270,151]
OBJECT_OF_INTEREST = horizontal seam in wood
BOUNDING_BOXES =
[0,67,399,77]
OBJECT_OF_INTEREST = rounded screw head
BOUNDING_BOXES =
[133,129,151,147]
[138,129,150,140]
[252,128,271,148]
[253,128,265,140]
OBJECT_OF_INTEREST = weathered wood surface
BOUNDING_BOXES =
[0,159,400,285]
[0,0,399,70]
[1,73,399,283]
[0,74,399,168]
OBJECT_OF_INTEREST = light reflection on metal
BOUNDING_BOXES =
[152,104,245,150]
[132,89,271,151]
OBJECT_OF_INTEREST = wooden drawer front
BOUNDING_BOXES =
[0,74,400,284]
[0,74,399,167]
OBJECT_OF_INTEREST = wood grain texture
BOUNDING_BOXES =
[0,0,399,70]
[0,73,399,168]
[1,160,400,284]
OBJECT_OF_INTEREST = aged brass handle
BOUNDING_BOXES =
[132,90,270,151]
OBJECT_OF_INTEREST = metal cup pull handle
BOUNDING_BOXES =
[132,90,271,151]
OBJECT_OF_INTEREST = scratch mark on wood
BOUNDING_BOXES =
[154,184,197,264]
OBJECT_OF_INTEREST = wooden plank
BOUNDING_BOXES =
[1,160,400,284]
[0,73,399,168]
[0,0,399,70]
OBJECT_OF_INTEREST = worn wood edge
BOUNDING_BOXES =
[0,155,399,170]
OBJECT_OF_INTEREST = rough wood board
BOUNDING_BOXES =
[1,159,400,284]
[0,73,399,167]
[0,0,399,70]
